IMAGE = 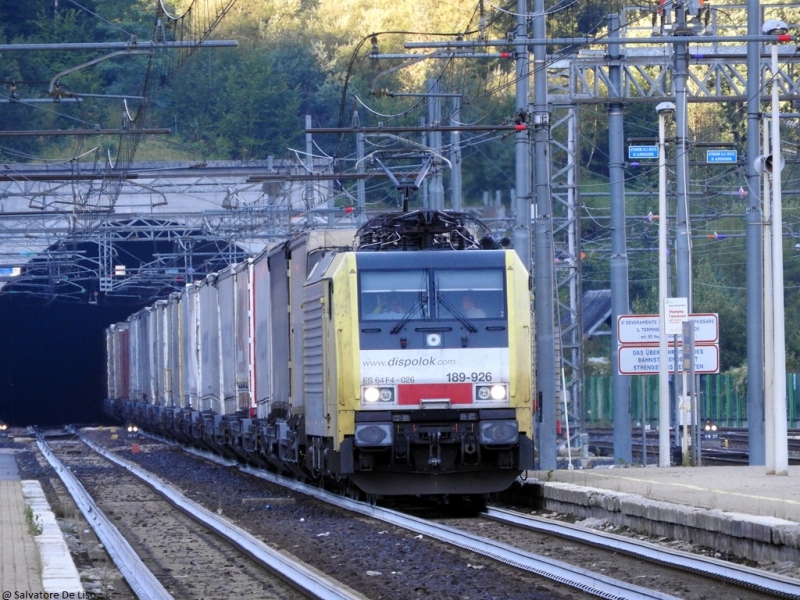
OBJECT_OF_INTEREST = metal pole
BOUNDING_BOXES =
[0,41,237,51]
[608,14,631,464]
[672,332,680,454]
[745,0,765,467]
[427,79,444,211]
[304,115,314,227]
[683,322,698,466]
[768,27,789,475]
[532,0,557,469]
[672,7,693,460]
[513,0,531,266]
[674,16,692,312]
[763,117,775,474]
[355,120,367,226]
[680,340,689,464]
[657,103,674,467]
[402,33,796,49]
[511,2,532,467]
[641,376,647,467]
[450,95,463,212]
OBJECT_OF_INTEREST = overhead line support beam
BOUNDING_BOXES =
[0,41,238,51]
[0,128,171,137]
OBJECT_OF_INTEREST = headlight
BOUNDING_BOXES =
[355,423,393,447]
[363,386,394,404]
[476,384,508,402]
[479,420,518,445]
[490,385,506,400]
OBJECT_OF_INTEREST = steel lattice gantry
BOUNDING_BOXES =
[0,159,350,301]
[543,2,800,456]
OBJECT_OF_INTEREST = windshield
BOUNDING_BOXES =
[360,270,427,320]
[435,269,505,319]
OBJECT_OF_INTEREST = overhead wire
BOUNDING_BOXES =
[66,0,137,38]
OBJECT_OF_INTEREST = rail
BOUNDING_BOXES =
[485,507,800,598]
[76,431,369,600]
[36,435,174,600]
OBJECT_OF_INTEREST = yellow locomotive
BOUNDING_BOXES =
[106,209,534,498]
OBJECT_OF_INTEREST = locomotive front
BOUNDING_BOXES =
[338,243,533,495]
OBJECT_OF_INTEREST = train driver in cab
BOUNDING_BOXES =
[461,293,486,318]
[380,294,408,318]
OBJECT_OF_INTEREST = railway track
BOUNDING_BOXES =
[585,427,800,465]
[44,426,798,599]
[37,433,368,600]
[29,428,593,600]
[477,507,800,598]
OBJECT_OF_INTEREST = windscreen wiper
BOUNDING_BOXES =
[436,293,477,333]
[390,294,427,335]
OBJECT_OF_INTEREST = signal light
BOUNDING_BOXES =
[754,154,785,175]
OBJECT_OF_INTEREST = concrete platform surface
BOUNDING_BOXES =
[529,465,800,523]
[0,450,83,595]
[0,470,44,593]
[22,479,84,593]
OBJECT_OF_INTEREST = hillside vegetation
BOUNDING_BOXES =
[3,0,800,373]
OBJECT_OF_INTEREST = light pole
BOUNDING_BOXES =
[657,101,675,467]
[761,117,774,474]
[763,19,790,475]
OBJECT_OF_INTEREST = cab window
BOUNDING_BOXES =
[360,270,428,320]
[435,269,505,319]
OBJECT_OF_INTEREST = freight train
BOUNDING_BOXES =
[105,209,534,498]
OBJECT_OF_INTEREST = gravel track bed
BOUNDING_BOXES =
[81,429,599,600]
[47,438,304,599]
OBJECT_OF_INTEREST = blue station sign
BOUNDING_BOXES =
[628,145,659,160]
[706,149,737,163]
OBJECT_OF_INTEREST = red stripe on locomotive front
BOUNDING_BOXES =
[397,383,473,405]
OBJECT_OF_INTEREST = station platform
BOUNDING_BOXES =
[0,452,44,594]
[0,449,83,595]
[519,464,800,563]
